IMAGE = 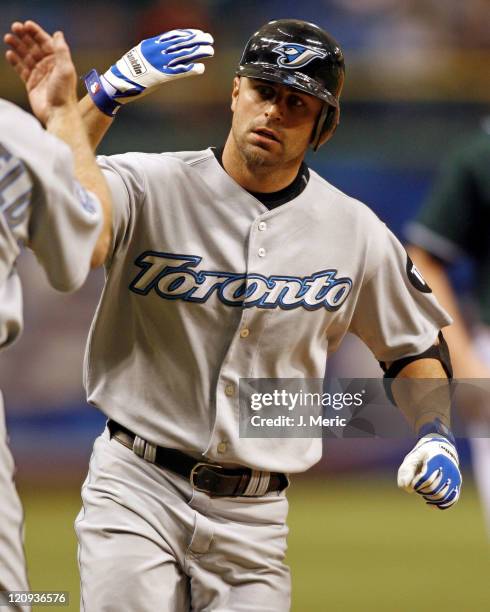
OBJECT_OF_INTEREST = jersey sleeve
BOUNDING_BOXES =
[0,101,103,292]
[349,226,452,362]
[96,154,146,267]
[29,150,103,292]
[406,136,489,262]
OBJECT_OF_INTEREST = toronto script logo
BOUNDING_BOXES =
[129,251,353,311]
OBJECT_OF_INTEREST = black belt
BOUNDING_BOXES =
[107,420,289,497]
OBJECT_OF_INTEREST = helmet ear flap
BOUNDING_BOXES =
[311,104,340,151]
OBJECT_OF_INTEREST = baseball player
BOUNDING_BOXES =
[406,121,490,537]
[8,19,462,611]
[1,26,112,610]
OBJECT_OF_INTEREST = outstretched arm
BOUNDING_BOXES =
[81,27,215,150]
[4,21,112,266]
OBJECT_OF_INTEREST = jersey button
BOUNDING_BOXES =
[240,328,250,338]
[224,384,235,397]
[217,441,228,454]
[258,221,267,231]
[258,247,266,257]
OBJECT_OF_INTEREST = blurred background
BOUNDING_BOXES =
[1,0,489,610]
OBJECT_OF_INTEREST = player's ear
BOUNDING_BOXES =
[230,76,240,112]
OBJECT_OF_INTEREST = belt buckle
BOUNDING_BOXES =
[190,462,223,493]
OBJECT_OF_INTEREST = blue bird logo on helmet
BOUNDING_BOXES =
[272,43,327,69]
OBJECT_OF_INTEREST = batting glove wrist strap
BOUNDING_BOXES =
[397,435,462,510]
[417,417,456,446]
[84,69,121,117]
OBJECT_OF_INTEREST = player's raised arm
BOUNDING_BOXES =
[4,20,112,266]
[81,28,215,150]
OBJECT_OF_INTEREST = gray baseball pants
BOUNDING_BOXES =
[0,393,30,612]
[75,427,291,611]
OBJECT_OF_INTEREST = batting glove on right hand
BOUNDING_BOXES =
[85,29,214,116]
[397,435,462,510]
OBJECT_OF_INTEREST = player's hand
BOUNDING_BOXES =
[397,434,462,510]
[4,21,78,125]
[84,29,214,116]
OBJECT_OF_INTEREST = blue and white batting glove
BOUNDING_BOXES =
[84,29,214,116]
[397,433,462,510]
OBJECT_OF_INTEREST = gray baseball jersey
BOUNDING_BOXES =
[0,99,103,349]
[85,148,451,473]
[0,99,102,610]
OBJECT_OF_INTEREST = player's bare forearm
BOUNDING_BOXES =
[79,94,114,152]
[408,245,490,378]
[391,355,451,433]
[46,103,112,267]
[393,355,462,508]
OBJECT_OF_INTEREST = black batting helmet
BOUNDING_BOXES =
[237,19,345,150]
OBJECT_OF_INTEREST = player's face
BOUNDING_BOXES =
[230,77,323,168]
